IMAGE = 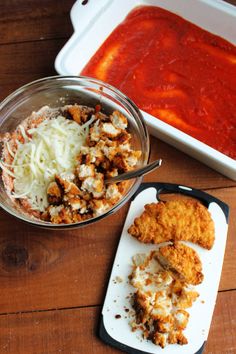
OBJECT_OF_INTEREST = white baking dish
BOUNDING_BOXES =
[55,0,236,180]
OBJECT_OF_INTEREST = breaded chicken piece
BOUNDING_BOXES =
[112,150,142,172]
[128,199,215,249]
[101,122,121,138]
[171,280,199,309]
[55,175,80,196]
[64,104,94,124]
[133,290,153,325]
[168,330,188,345]
[156,242,204,285]
[47,181,62,204]
[77,163,96,179]
[152,332,169,348]
[110,110,128,130]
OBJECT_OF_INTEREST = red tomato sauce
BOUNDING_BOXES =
[81,6,236,159]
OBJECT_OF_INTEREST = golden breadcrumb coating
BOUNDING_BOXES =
[168,330,188,345]
[156,242,204,285]
[128,199,215,249]
[47,181,62,204]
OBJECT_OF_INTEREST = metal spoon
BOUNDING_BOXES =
[105,159,162,184]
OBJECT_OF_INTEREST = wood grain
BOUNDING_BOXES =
[205,290,236,354]
[0,0,74,45]
[206,188,236,291]
[0,1,236,354]
[0,290,235,354]
[0,206,125,313]
[146,137,236,189]
[0,39,67,101]
[0,185,235,314]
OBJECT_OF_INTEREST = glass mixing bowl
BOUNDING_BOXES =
[0,76,150,229]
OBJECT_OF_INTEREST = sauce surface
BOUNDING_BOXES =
[81,6,236,159]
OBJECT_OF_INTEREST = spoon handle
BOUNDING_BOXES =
[105,159,162,184]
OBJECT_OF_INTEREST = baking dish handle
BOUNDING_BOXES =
[70,0,111,32]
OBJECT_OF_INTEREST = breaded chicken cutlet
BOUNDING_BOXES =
[128,199,215,249]
[156,242,204,285]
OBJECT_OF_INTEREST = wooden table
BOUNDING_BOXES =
[0,1,235,353]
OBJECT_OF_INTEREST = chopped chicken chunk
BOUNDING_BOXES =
[77,164,95,179]
[47,181,62,204]
[113,150,141,172]
[105,184,122,203]
[63,104,94,124]
[89,120,101,142]
[110,110,128,130]
[55,175,80,196]
[81,173,104,199]
[173,309,189,330]
[153,332,169,348]
[101,123,121,138]
[89,199,110,216]
[67,197,87,213]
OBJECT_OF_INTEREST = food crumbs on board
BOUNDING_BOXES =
[115,276,123,283]
[115,314,121,319]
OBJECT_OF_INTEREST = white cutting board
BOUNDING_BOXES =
[99,183,229,354]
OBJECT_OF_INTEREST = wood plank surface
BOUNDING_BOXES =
[0,290,235,354]
[0,184,235,314]
[0,1,236,354]
[0,39,67,101]
[0,0,74,44]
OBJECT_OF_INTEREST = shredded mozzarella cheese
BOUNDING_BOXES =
[3,115,94,211]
